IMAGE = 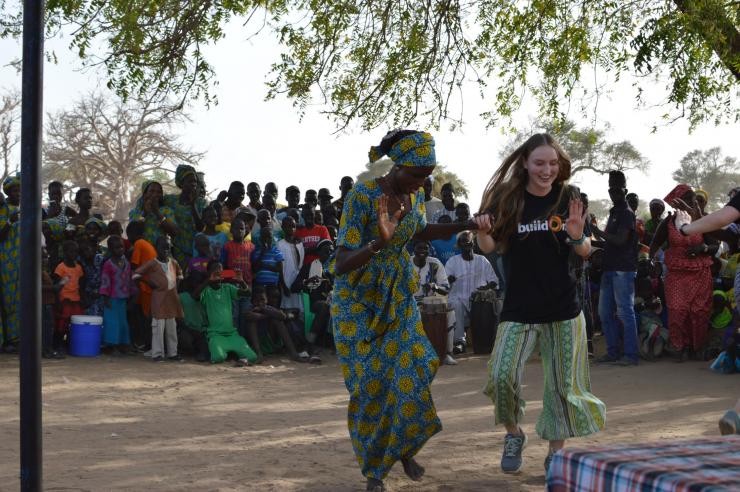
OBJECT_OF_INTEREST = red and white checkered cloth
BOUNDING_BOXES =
[547,435,740,491]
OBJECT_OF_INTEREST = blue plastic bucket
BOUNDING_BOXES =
[69,315,103,357]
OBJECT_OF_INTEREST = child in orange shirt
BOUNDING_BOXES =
[52,240,85,351]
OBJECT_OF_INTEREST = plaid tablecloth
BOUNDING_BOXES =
[546,435,740,492]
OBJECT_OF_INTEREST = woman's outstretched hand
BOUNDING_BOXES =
[377,195,402,245]
[566,198,587,240]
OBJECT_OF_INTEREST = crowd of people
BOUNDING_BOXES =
[0,158,736,372]
[1,128,739,491]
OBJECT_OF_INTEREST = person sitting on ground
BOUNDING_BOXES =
[242,285,305,363]
[188,233,213,275]
[53,240,85,352]
[634,275,667,361]
[430,215,460,265]
[305,239,335,350]
[411,239,457,365]
[719,398,740,435]
[295,204,331,267]
[446,231,498,353]
[177,272,210,362]
[134,235,184,363]
[193,260,258,366]
[251,220,285,289]
[99,235,134,354]
[431,182,457,223]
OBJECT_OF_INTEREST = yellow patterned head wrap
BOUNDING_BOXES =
[368,131,436,167]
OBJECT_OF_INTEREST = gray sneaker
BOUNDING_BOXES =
[501,431,527,473]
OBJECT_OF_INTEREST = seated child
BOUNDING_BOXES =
[635,276,667,360]
[194,260,257,366]
[53,240,85,352]
[243,285,306,363]
[178,272,210,362]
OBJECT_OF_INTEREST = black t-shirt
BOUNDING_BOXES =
[602,202,638,272]
[727,193,740,218]
[500,186,580,324]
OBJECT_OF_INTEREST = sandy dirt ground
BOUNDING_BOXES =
[0,343,737,492]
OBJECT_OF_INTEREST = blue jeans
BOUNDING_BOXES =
[598,270,639,361]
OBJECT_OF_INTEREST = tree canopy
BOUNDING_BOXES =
[503,119,650,176]
[672,147,740,210]
[2,0,737,130]
[43,94,202,221]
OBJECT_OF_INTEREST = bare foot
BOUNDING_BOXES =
[366,477,385,491]
[401,457,425,481]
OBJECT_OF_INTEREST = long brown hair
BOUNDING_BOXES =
[479,133,573,253]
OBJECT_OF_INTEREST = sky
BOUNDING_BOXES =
[1,18,739,214]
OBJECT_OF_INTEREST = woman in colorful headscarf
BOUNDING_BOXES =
[649,184,717,361]
[333,130,481,491]
[0,174,21,348]
[164,164,205,267]
[128,181,178,247]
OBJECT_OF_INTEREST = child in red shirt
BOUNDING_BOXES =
[53,240,85,351]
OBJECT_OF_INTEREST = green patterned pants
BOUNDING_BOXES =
[483,312,606,440]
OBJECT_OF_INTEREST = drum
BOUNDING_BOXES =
[420,296,449,361]
[469,289,501,354]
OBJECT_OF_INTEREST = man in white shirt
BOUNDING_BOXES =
[446,231,498,351]
[423,176,444,224]
[430,182,458,223]
[411,240,458,365]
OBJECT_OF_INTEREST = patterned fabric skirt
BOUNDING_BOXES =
[484,312,606,440]
[333,298,441,480]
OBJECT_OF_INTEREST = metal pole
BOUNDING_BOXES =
[19,0,45,489]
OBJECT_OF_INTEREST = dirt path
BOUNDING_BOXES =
[0,350,736,491]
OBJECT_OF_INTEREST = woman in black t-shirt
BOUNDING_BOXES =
[474,133,606,475]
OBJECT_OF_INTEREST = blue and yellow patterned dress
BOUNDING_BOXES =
[0,203,20,344]
[332,180,441,480]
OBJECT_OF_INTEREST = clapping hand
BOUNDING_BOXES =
[565,198,588,240]
[377,195,402,245]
